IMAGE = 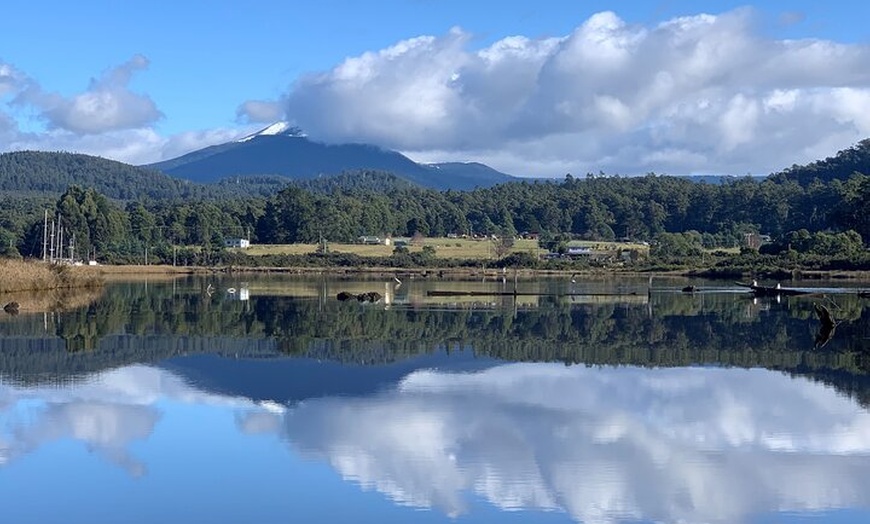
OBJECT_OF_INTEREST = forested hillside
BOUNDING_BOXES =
[771,139,870,185]
[0,139,868,269]
[0,151,226,200]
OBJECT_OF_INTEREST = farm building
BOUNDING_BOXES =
[224,238,251,248]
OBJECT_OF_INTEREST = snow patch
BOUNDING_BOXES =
[237,122,306,142]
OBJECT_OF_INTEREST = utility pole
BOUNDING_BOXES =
[49,219,55,262]
[57,222,63,263]
[42,210,48,261]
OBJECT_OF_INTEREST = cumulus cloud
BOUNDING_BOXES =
[236,99,284,123]
[1,56,258,164]
[263,364,870,523]
[258,8,870,177]
[0,57,258,165]
[12,54,162,134]
[0,62,29,98]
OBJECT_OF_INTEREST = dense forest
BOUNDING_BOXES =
[0,139,868,269]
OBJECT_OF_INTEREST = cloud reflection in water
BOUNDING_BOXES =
[250,364,870,523]
[2,362,869,523]
[0,365,257,476]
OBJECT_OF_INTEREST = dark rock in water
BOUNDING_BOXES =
[337,291,382,303]
[4,301,20,315]
[682,285,696,293]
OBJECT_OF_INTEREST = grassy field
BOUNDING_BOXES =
[239,238,648,260]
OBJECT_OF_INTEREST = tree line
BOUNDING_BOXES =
[1,140,868,266]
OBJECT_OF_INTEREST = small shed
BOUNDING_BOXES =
[224,238,251,248]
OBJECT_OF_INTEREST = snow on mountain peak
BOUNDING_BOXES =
[238,122,306,142]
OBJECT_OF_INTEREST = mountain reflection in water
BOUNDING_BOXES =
[1,276,870,523]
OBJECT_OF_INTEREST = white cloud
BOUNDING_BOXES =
[236,99,284,123]
[255,8,870,177]
[1,56,254,165]
[12,55,162,135]
[157,127,251,161]
[0,62,29,98]
[2,126,251,166]
[266,364,870,523]
[3,7,870,176]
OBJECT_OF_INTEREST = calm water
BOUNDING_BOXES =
[2,275,870,523]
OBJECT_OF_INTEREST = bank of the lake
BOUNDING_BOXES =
[86,262,870,283]
[5,258,870,299]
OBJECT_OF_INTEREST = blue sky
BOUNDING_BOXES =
[1,1,869,177]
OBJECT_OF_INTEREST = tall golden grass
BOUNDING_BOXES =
[0,259,104,294]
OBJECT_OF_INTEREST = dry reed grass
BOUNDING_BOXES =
[0,259,104,294]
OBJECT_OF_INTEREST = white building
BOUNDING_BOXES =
[224,238,251,249]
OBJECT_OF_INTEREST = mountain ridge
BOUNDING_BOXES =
[146,125,516,191]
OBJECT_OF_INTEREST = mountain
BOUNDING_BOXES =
[424,161,519,189]
[147,123,516,191]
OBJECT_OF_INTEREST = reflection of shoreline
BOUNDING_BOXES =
[0,287,104,315]
[3,277,870,408]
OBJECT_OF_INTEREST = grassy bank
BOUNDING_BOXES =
[0,260,104,294]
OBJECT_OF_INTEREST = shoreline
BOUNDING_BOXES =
[91,263,870,281]
[4,260,870,297]
[4,261,869,314]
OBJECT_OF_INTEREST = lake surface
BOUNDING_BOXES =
[2,274,870,523]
